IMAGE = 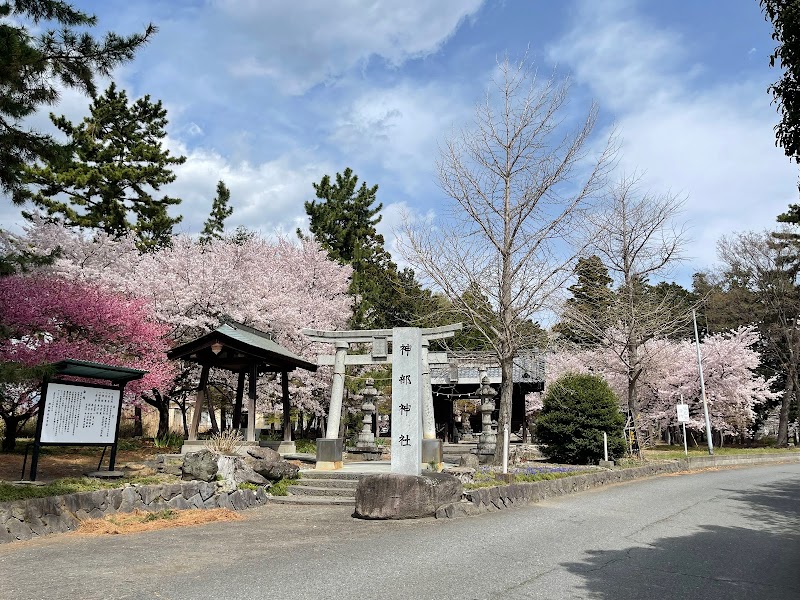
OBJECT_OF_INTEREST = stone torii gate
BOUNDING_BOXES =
[303,323,461,469]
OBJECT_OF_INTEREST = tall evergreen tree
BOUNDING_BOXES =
[554,256,614,346]
[21,83,186,251]
[200,180,233,244]
[301,168,425,328]
[0,1,154,203]
[302,168,384,263]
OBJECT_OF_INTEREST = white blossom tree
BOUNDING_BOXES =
[546,326,776,444]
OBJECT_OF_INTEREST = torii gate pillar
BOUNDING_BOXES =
[325,341,350,439]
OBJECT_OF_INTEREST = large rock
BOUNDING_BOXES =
[353,473,463,520]
[245,446,281,461]
[459,453,480,469]
[244,447,299,481]
[216,455,268,486]
[182,450,218,482]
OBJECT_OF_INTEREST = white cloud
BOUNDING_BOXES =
[329,81,474,186]
[549,0,799,279]
[212,0,484,93]
[165,142,333,237]
[379,200,436,271]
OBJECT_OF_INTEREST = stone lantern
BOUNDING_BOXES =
[476,375,497,459]
[355,378,381,459]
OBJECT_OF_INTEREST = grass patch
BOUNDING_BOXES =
[294,439,316,454]
[0,475,173,503]
[79,508,240,535]
[463,467,592,490]
[237,482,260,491]
[116,438,146,451]
[268,477,298,496]
[464,471,589,490]
[515,470,593,483]
[143,508,177,522]
[153,432,184,450]
[643,445,800,460]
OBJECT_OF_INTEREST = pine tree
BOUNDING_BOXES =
[554,256,614,345]
[0,1,155,203]
[301,168,424,328]
[21,83,186,251]
[302,168,384,263]
[200,180,233,244]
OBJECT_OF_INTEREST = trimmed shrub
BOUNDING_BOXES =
[536,373,625,464]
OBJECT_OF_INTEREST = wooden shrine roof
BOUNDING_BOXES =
[167,321,317,373]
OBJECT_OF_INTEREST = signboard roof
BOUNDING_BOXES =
[52,359,147,383]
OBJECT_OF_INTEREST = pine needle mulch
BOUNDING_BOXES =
[77,508,242,536]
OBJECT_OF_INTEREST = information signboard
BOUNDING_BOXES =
[40,382,121,444]
[676,403,690,423]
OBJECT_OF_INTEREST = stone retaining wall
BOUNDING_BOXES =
[0,481,270,544]
[435,453,800,519]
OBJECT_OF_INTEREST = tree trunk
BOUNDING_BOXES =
[207,393,219,434]
[157,405,169,439]
[133,406,143,437]
[1,415,23,452]
[181,404,189,438]
[626,339,644,457]
[522,413,529,444]
[493,354,514,464]
[142,390,170,439]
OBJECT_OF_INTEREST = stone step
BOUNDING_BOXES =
[292,478,359,489]
[287,485,356,498]
[298,471,364,481]
[267,495,355,506]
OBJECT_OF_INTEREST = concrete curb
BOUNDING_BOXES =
[434,452,800,519]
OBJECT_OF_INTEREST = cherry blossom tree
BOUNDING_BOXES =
[0,274,174,450]
[546,326,776,445]
[3,218,353,427]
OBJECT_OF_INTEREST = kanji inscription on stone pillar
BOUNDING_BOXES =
[391,327,423,475]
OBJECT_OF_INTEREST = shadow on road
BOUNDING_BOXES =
[561,476,800,600]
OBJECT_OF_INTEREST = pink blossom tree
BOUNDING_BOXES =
[546,326,776,444]
[0,274,174,450]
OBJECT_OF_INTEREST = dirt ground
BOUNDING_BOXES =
[0,442,168,482]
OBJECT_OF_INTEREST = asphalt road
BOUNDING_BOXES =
[1,464,799,600]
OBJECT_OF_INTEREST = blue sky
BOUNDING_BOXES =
[5,0,797,287]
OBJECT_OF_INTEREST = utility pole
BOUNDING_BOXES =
[692,309,714,456]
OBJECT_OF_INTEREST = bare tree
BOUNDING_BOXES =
[561,173,690,451]
[399,56,615,463]
[717,229,800,446]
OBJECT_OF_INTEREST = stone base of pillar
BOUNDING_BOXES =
[422,439,443,465]
[315,461,343,470]
[315,438,344,470]
[260,440,297,455]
